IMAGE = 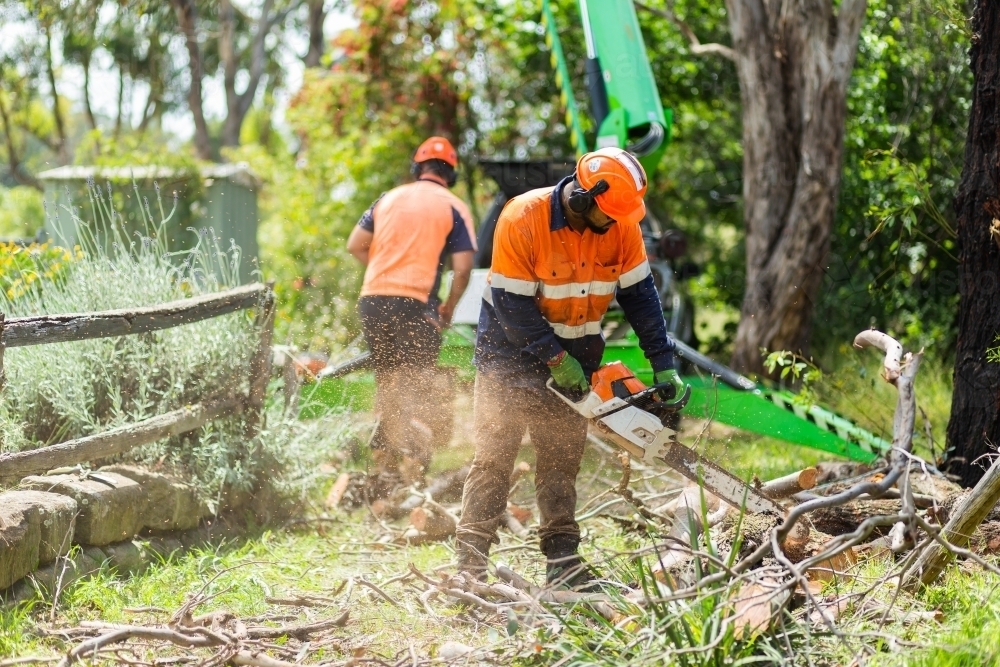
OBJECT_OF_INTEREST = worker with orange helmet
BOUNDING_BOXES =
[347,136,476,481]
[456,147,687,588]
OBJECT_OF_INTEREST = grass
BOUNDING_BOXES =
[0,298,968,665]
[0,379,862,665]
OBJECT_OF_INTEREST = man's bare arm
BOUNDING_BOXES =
[438,250,474,326]
[347,227,374,266]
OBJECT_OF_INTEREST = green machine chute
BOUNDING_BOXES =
[541,0,673,174]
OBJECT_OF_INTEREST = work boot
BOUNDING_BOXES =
[542,535,600,592]
[455,538,490,582]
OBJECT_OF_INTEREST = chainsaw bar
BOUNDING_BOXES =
[658,442,783,515]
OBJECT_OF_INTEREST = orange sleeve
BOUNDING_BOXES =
[489,202,539,296]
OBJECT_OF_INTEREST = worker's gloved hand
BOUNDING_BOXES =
[654,368,689,408]
[548,351,590,396]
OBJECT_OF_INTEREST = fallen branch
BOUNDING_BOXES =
[854,329,903,382]
[904,454,1000,590]
[245,611,350,638]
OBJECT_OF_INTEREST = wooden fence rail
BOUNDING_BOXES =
[1,283,267,348]
[0,282,274,484]
[0,394,246,483]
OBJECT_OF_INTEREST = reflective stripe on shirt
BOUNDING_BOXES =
[539,280,618,299]
[490,272,538,296]
[546,319,604,339]
[619,261,652,289]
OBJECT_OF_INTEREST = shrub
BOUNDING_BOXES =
[0,181,351,506]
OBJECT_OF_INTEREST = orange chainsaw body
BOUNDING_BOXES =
[590,361,648,403]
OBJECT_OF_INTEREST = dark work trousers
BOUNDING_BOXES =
[358,296,442,470]
[456,372,588,569]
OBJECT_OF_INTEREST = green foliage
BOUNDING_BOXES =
[535,515,789,666]
[0,184,253,494]
[0,181,354,506]
[0,241,79,301]
[987,336,1000,364]
[236,0,585,350]
[762,350,823,405]
[817,0,970,354]
[0,186,45,237]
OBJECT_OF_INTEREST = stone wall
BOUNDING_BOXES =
[0,465,217,592]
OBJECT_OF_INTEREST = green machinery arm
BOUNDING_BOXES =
[541,0,673,174]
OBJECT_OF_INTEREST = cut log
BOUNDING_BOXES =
[507,503,532,524]
[325,473,351,509]
[659,484,722,517]
[904,454,1000,590]
[408,497,458,541]
[503,511,529,538]
[804,539,857,583]
[409,506,457,539]
[760,467,818,499]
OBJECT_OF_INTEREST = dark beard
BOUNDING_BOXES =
[586,220,614,235]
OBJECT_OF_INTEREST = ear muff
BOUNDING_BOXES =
[568,179,610,214]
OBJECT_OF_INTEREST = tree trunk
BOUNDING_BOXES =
[44,27,68,164]
[219,0,240,147]
[220,0,281,148]
[82,51,97,132]
[304,0,326,68]
[727,0,867,375]
[114,67,125,138]
[171,0,213,160]
[0,93,42,191]
[944,2,1000,488]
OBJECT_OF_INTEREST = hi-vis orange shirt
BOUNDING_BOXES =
[358,178,476,303]
[474,176,674,384]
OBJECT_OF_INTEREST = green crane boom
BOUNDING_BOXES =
[540,0,673,174]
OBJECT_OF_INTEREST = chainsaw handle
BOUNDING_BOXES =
[630,381,691,412]
[545,378,589,403]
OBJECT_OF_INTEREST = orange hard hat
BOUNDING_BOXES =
[575,147,648,225]
[414,136,458,168]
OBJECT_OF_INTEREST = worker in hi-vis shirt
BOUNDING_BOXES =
[456,147,687,588]
[347,136,476,482]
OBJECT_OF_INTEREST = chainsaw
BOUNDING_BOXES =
[548,362,783,515]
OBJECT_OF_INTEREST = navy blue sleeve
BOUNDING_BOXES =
[617,274,675,372]
[444,207,475,254]
[357,194,384,232]
[490,289,563,363]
